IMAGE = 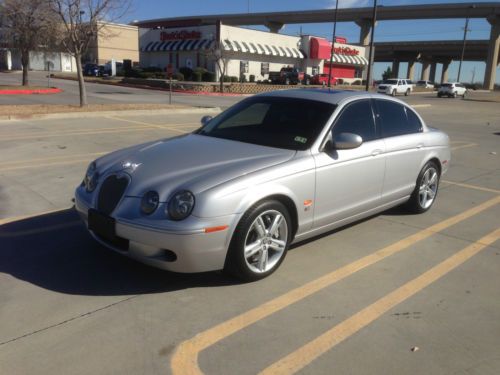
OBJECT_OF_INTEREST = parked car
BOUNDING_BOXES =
[83,63,105,77]
[437,82,467,98]
[75,90,450,281]
[416,80,434,89]
[377,79,413,96]
[311,73,336,85]
[269,67,311,85]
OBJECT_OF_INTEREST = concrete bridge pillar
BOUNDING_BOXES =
[407,60,416,81]
[429,62,437,83]
[421,61,431,81]
[441,60,451,84]
[484,16,500,90]
[356,18,376,82]
[266,21,284,33]
[392,60,400,78]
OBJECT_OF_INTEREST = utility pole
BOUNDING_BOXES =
[327,0,339,88]
[365,0,377,91]
[457,4,475,82]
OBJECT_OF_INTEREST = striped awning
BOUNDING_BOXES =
[332,53,368,66]
[222,39,304,59]
[141,39,214,52]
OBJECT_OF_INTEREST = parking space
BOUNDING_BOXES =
[0,96,499,374]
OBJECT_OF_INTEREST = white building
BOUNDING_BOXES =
[139,23,368,82]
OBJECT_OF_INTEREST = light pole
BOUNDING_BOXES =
[457,5,475,82]
[327,0,339,88]
[365,0,377,91]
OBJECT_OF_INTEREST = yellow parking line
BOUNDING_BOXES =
[0,158,96,172]
[170,195,500,375]
[260,227,500,375]
[0,152,107,168]
[442,180,500,194]
[451,143,478,151]
[0,124,152,139]
[106,116,197,132]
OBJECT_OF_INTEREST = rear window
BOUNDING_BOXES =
[383,79,398,84]
[441,83,452,87]
[375,100,422,138]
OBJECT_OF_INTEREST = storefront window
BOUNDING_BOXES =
[261,62,269,76]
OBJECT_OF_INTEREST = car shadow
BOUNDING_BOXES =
[0,209,236,296]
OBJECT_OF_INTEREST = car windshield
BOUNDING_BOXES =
[417,81,425,84]
[196,96,336,150]
[383,79,398,84]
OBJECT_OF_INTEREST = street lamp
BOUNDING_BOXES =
[457,5,476,82]
[327,0,339,88]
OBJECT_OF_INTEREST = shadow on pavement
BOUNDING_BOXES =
[0,209,234,296]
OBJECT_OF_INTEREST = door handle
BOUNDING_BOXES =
[416,144,424,149]
[371,149,383,156]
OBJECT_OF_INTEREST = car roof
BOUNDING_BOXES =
[257,89,407,106]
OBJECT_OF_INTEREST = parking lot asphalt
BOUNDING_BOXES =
[0,94,499,374]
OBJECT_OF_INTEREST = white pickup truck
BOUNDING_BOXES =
[377,79,413,96]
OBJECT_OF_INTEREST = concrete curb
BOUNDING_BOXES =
[0,107,221,121]
[0,87,62,95]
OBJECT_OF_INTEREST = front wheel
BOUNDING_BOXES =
[224,200,292,281]
[405,89,410,96]
[453,91,457,98]
[405,161,440,214]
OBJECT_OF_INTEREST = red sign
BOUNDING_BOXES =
[333,46,359,56]
[160,30,201,41]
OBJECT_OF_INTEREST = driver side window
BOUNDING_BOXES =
[333,100,377,142]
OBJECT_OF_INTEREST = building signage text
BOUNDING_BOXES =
[160,30,201,41]
[333,46,359,56]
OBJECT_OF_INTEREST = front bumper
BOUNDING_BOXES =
[75,191,238,273]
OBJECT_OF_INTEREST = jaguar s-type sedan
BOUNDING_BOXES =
[75,90,450,281]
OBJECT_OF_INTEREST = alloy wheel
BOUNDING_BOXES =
[418,167,438,209]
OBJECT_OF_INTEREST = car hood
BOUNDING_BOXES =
[97,134,296,199]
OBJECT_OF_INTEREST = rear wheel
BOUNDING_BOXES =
[405,88,410,96]
[437,93,442,98]
[406,161,440,214]
[224,200,291,281]
[453,91,457,98]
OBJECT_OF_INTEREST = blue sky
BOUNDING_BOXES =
[127,0,499,83]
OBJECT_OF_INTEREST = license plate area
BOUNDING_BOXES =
[88,209,129,251]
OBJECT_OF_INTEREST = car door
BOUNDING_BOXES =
[373,99,426,204]
[312,99,386,229]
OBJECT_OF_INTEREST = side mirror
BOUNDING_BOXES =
[333,132,363,150]
[200,115,213,127]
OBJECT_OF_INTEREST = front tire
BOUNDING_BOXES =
[224,200,292,281]
[405,89,410,96]
[391,89,397,97]
[406,161,440,214]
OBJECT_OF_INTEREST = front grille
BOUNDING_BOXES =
[97,174,129,215]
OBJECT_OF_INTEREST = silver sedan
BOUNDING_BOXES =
[75,90,450,281]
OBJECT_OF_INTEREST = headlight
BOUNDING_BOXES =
[141,190,159,215]
[167,190,195,221]
[83,162,99,192]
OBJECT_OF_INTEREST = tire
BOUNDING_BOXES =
[391,89,397,97]
[285,78,290,85]
[453,91,457,98]
[405,89,410,96]
[437,93,442,98]
[305,78,310,85]
[462,91,467,98]
[224,200,292,282]
[405,161,440,214]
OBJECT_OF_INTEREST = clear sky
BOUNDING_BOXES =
[126,0,499,83]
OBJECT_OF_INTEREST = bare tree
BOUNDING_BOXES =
[204,39,230,93]
[0,0,57,86]
[49,0,130,106]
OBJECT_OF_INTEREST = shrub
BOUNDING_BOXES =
[240,74,247,83]
[223,76,231,82]
[202,71,216,82]
[179,67,193,80]
[192,71,202,82]
[249,74,255,83]
[173,72,184,81]
[230,76,239,83]
[142,66,163,73]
